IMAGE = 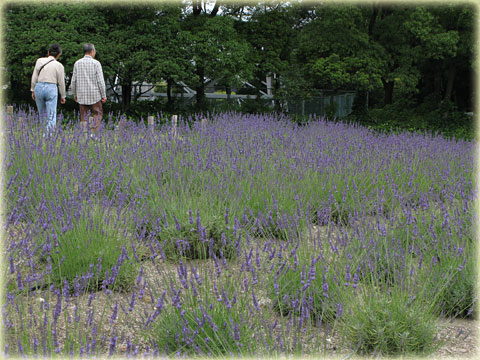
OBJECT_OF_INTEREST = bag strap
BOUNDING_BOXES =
[37,59,55,76]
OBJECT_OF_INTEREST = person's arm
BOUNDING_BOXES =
[96,61,107,102]
[31,59,40,100]
[57,64,66,104]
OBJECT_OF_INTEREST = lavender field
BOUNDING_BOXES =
[2,109,476,357]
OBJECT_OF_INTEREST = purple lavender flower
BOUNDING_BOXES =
[88,293,95,307]
[128,292,136,312]
[16,268,23,291]
[174,215,181,231]
[8,255,15,274]
[225,207,229,225]
[109,335,117,356]
[252,290,260,311]
[336,303,343,317]
[189,208,194,224]
[96,257,102,274]
[110,303,118,324]
[212,282,221,302]
[190,263,202,286]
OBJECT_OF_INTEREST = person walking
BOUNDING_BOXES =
[31,43,66,134]
[71,43,107,133]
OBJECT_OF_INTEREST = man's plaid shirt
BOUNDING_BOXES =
[71,55,106,105]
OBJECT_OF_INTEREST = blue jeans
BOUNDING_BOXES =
[34,82,58,133]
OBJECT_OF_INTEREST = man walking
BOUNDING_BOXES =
[71,43,106,133]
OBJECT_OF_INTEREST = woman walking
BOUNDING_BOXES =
[30,43,66,134]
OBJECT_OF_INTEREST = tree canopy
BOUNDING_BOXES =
[4,1,474,115]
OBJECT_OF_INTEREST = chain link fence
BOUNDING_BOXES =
[287,92,356,118]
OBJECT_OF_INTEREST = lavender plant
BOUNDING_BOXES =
[43,201,139,292]
[338,285,441,356]
[3,107,475,357]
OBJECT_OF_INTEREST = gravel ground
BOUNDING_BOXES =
[4,224,477,357]
[4,254,477,358]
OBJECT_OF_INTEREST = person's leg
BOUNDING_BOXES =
[43,83,58,134]
[34,83,47,125]
[79,104,91,132]
[90,101,103,133]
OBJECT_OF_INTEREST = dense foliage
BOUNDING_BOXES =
[4,1,475,138]
[3,109,475,357]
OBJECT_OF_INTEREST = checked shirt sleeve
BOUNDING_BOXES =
[71,63,77,98]
[96,62,106,99]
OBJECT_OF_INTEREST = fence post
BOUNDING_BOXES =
[201,118,207,131]
[116,117,126,133]
[171,115,178,138]
[81,120,88,134]
[7,106,13,132]
[148,116,155,133]
[89,117,94,133]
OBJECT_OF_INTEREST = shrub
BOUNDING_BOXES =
[149,285,256,356]
[338,285,441,356]
[417,246,476,319]
[437,258,476,318]
[146,215,239,260]
[410,200,476,318]
[152,303,256,356]
[271,243,351,324]
[46,203,138,292]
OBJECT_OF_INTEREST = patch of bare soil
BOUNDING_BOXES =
[433,318,479,358]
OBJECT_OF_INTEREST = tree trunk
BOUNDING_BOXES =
[380,6,393,20]
[66,75,72,96]
[368,6,379,36]
[122,83,132,107]
[274,77,282,112]
[108,79,121,103]
[382,79,394,105]
[210,1,220,17]
[9,79,26,103]
[167,79,173,103]
[193,0,202,16]
[444,62,456,102]
[166,78,174,110]
[434,74,442,97]
[433,60,443,98]
[195,65,206,111]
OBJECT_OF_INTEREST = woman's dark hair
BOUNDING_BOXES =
[49,43,62,57]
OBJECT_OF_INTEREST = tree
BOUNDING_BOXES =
[406,6,473,109]
[5,1,473,117]
[149,5,192,108]
[182,9,253,110]
[295,5,385,94]
[366,5,460,106]
[4,4,107,103]
[236,2,297,110]
[101,6,177,108]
